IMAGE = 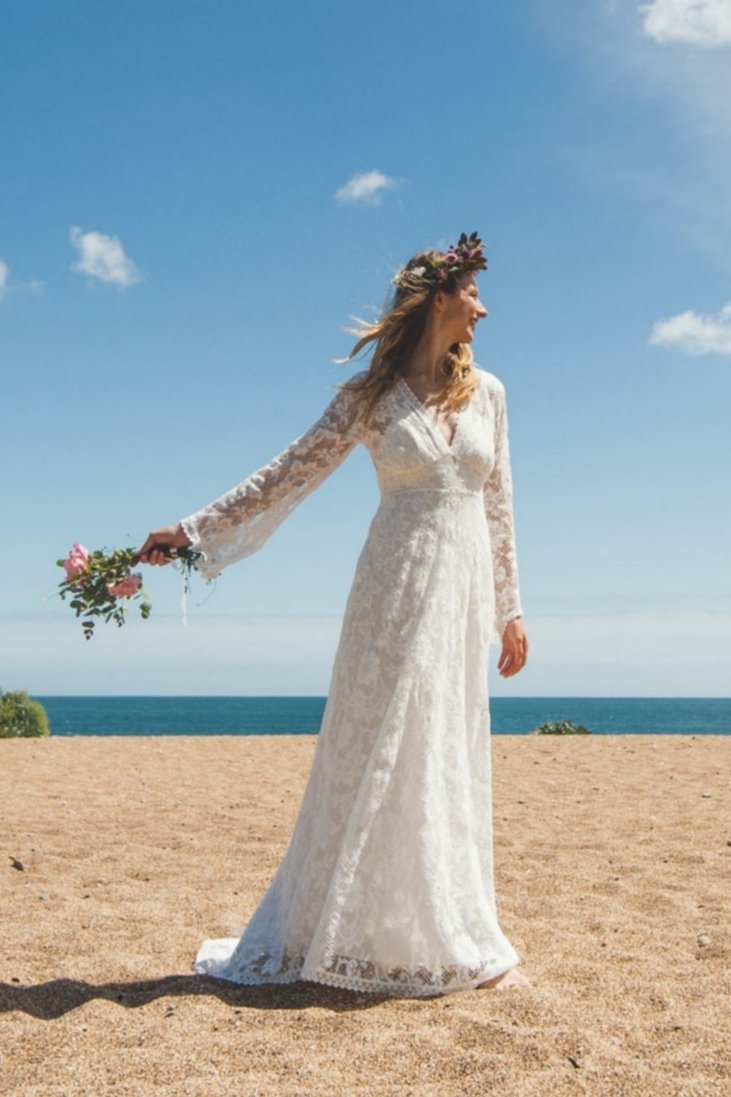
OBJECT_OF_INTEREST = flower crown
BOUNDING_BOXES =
[392,231,488,292]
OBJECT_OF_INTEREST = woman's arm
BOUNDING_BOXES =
[483,378,528,676]
[136,382,364,577]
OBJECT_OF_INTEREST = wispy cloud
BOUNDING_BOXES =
[641,0,731,47]
[0,258,43,299]
[490,609,731,697]
[535,2,731,264]
[335,170,398,207]
[9,609,731,695]
[70,226,143,287]
[1,614,342,695]
[649,300,731,353]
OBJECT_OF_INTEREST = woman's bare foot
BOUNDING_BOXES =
[477,967,531,990]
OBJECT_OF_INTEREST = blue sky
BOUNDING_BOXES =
[2,0,730,696]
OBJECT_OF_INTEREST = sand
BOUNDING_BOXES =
[1,734,729,1097]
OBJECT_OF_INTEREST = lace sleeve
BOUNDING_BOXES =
[180,383,364,579]
[483,377,523,640]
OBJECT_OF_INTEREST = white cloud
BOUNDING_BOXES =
[0,613,342,695]
[6,608,731,697]
[641,0,731,47]
[69,226,143,287]
[0,259,42,299]
[535,3,731,262]
[649,300,731,354]
[335,170,397,207]
[490,610,731,697]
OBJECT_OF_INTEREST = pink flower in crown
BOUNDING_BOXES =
[63,543,90,581]
[108,574,142,599]
[444,252,458,264]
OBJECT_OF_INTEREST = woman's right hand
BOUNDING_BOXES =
[134,523,192,566]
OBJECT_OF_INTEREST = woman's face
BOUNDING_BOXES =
[437,273,488,344]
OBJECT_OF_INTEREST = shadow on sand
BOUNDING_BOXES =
[0,974,392,1020]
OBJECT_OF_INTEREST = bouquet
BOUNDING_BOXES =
[57,542,201,639]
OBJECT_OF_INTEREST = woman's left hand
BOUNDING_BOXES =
[498,617,529,678]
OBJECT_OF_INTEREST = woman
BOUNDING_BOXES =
[137,231,529,995]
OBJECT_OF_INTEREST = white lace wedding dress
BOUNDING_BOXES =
[182,366,523,997]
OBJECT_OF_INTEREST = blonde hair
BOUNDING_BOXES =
[339,249,477,423]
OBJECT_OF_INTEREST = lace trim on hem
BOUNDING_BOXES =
[193,965,500,998]
[298,968,495,997]
[193,952,511,998]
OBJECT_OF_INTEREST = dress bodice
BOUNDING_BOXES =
[181,366,523,638]
[365,375,500,498]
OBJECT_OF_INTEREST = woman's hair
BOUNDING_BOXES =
[340,248,478,422]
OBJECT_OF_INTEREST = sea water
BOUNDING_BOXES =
[38,696,731,737]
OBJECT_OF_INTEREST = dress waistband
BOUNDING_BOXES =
[379,487,483,499]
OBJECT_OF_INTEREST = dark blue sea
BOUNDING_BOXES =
[37,696,731,737]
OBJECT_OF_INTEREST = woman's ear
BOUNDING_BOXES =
[432,290,446,313]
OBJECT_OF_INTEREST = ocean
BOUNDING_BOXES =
[37,696,731,737]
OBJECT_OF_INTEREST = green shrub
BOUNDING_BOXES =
[0,690,51,738]
[531,720,590,736]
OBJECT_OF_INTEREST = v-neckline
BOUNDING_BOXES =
[398,375,464,450]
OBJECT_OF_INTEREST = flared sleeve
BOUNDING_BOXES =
[181,382,364,579]
[483,376,524,639]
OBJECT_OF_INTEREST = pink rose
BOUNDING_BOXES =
[108,573,142,599]
[63,543,90,581]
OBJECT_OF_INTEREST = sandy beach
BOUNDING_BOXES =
[1,734,729,1096]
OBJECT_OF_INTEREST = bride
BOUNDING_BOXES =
[137,231,530,996]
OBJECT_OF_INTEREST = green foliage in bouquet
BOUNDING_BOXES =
[57,545,150,639]
[531,720,591,736]
[0,690,51,738]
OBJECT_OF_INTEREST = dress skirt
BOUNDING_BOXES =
[193,487,519,997]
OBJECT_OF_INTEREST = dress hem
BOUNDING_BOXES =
[192,955,520,999]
